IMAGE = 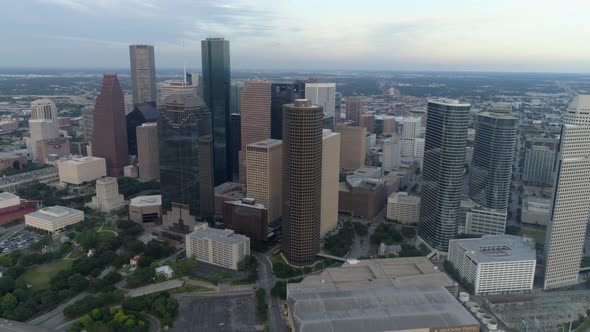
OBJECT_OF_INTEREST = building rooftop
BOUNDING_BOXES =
[130,195,162,207]
[60,156,104,165]
[96,177,117,185]
[187,225,249,245]
[247,139,282,149]
[389,192,420,205]
[429,98,470,107]
[353,166,381,178]
[288,257,477,332]
[27,206,82,222]
[226,198,266,210]
[450,235,536,263]
[0,192,19,202]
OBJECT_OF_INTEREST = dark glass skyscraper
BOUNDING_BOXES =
[270,82,304,139]
[418,99,470,252]
[469,112,517,210]
[201,38,231,185]
[126,102,158,155]
[158,94,214,233]
[229,113,241,182]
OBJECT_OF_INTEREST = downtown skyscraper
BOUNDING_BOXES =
[92,74,129,177]
[201,38,231,185]
[469,112,517,210]
[129,45,156,105]
[543,95,590,290]
[240,80,271,181]
[270,82,304,139]
[158,94,214,233]
[282,99,324,266]
[418,99,470,252]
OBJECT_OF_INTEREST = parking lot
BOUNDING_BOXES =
[0,231,42,253]
[173,294,256,332]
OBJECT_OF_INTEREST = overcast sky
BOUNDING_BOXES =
[2,0,590,72]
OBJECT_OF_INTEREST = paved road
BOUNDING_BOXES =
[253,252,285,332]
[28,291,88,326]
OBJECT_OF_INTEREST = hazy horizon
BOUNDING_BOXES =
[3,0,590,72]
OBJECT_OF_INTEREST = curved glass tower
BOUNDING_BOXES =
[418,98,470,252]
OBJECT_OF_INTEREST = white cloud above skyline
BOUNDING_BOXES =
[2,0,590,72]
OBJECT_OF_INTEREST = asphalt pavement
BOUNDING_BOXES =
[253,252,285,332]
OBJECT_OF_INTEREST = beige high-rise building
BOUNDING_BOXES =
[282,99,324,266]
[382,117,396,135]
[544,95,590,290]
[335,123,366,170]
[346,96,363,124]
[240,80,271,181]
[246,139,282,223]
[29,119,59,160]
[129,45,156,104]
[136,123,160,180]
[321,130,340,236]
[57,156,106,185]
[359,113,375,133]
[387,192,420,224]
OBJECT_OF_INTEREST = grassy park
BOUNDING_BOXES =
[19,260,73,291]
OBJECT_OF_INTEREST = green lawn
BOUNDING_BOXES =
[19,260,72,291]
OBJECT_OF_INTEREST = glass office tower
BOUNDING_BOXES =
[201,38,231,185]
[158,94,214,233]
[418,98,470,252]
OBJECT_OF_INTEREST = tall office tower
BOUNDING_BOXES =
[31,99,58,121]
[270,83,303,139]
[230,83,243,115]
[382,136,402,173]
[126,102,158,155]
[229,113,241,182]
[282,99,323,265]
[246,139,282,223]
[158,94,214,233]
[92,74,129,177]
[240,80,271,182]
[522,140,558,187]
[334,92,342,122]
[321,130,341,236]
[469,112,517,210]
[129,45,156,105]
[185,72,203,97]
[82,106,94,141]
[360,113,375,133]
[202,37,231,186]
[543,95,590,290]
[334,123,367,169]
[346,96,363,124]
[418,99,470,252]
[158,81,197,106]
[305,83,336,124]
[136,123,159,180]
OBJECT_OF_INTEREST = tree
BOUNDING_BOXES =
[0,276,16,295]
[271,281,287,300]
[68,274,89,292]
[77,230,99,250]
[1,293,17,312]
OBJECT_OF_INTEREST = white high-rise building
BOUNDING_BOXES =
[321,130,341,236]
[29,119,59,160]
[543,95,590,290]
[401,117,421,139]
[31,99,58,121]
[382,136,402,172]
[305,83,336,120]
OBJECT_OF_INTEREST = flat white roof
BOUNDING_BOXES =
[130,195,162,207]
[0,192,19,202]
[27,205,82,222]
[450,235,536,263]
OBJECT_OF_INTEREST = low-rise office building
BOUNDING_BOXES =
[448,235,536,295]
[338,175,386,219]
[58,156,106,185]
[223,198,268,241]
[129,195,162,226]
[386,192,420,224]
[460,199,507,235]
[25,206,84,234]
[185,223,250,270]
[521,197,550,226]
[214,182,244,219]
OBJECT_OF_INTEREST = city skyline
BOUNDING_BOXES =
[2,0,590,72]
